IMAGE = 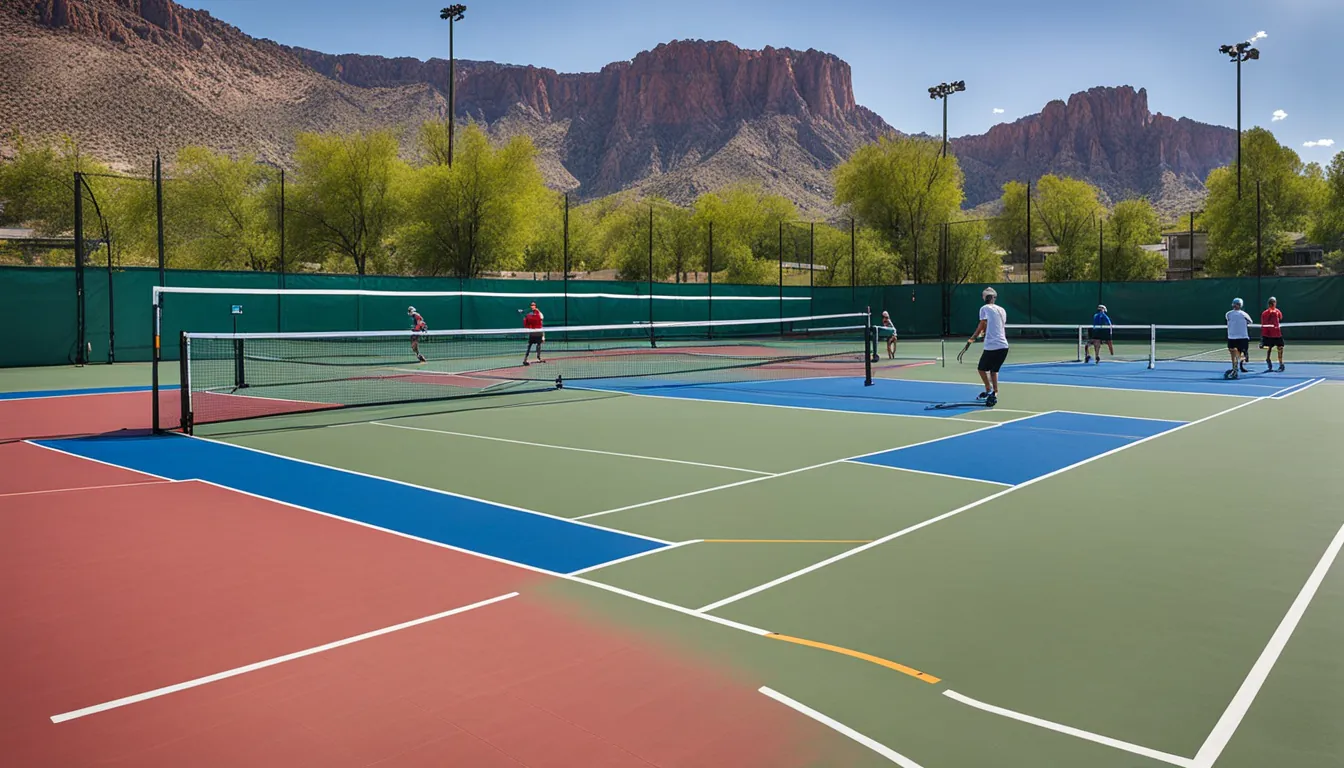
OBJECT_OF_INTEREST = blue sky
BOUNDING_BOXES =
[190,0,1339,160]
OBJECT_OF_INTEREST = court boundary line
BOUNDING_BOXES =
[908,377,1251,399]
[568,385,989,424]
[846,462,1014,488]
[696,394,1264,613]
[50,592,520,724]
[0,386,164,402]
[1269,377,1324,400]
[942,690,1194,767]
[574,415,1044,521]
[175,433,674,546]
[1190,521,1344,768]
[566,539,703,575]
[759,686,926,767]
[366,421,773,476]
[0,479,177,499]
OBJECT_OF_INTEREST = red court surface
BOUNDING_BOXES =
[0,390,176,441]
[0,441,165,496]
[1,450,835,767]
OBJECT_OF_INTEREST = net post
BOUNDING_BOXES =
[233,336,247,390]
[151,290,161,433]
[864,324,874,386]
[179,332,192,435]
[1148,324,1156,369]
[1076,325,1083,363]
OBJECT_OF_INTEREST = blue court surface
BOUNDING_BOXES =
[0,385,161,400]
[1000,360,1333,396]
[852,411,1184,486]
[578,376,989,417]
[35,434,666,574]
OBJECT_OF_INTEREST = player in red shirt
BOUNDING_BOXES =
[408,306,428,363]
[1259,296,1284,372]
[522,302,545,365]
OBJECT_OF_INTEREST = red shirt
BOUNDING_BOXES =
[1260,308,1282,337]
[523,310,544,330]
[410,312,427,332]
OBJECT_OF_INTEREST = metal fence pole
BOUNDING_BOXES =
[850,217,856,303]
[73,171,86,365]
[563,193,569,328]
[707,220,714,337]
[778,221,784,332]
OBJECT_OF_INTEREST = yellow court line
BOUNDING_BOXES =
[701,539,874,544]
[766,634,941,684]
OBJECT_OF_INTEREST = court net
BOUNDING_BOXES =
[173,313,872,432]
[1004,321,1344,368]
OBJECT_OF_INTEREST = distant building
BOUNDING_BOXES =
[1276,233,1327,277]
[1163,231,1207,279]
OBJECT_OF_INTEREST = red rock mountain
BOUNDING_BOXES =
[2,0,1235,214]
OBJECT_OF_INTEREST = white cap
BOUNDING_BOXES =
[1268,296,1277,303]
[407,306,416,313]
[982,287,998,299]
[881,310,890,317]
[1232,297,1244,307]
[1097,304,1107,312]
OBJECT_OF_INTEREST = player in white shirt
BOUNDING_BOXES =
[880,310,898,359]
[1225,297,1254,378]
[968,287,1009,407]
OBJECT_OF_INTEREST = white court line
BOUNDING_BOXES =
[176,433,672,545]
[913,377,1250,399]
[760,687,926,767]
[566,574,771,636]
[50,592,519,724]
[1269,378,1324,400]
[566,539,703,576]
[567,385,988,424]
[1053,410,1186,424]
[942,690,1194,767]
[23,441,176,482]
[1191,521,1344,768]
[846,462,1013,488]
[367,421,772,475]
[0,388,162,402]
[201,390,334,407]
[696,395,1265,613]
[572,416,1034,522]
[0,480,176,499]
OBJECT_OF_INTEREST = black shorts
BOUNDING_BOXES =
[1227,339,1249,355]
[410,332,422,342]
[1089,328,1113,342]
[528,332,544,345]
[978,347,1009,373]
[1261,336,1284,348]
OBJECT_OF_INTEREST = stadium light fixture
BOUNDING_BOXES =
[440,5,468,166]
[1218,40,1260,197]
[928,81,966,158]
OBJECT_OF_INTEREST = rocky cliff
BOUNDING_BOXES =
[1,0,1236,214]
[952,86,1236,212]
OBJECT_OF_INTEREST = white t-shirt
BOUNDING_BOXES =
[1225,309,1253,340]
[980,304,1009,350]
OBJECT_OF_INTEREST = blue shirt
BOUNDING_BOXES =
[1092,311,1112,328]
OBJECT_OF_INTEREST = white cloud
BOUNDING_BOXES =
[992,108,1005,114]
[1249,30,1267,43]
[1304,139,1336,148]
[1272,109,1287,122]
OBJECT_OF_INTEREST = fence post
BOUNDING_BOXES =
[648,204,654,339]
[155,152,165,287]
[778,220,784,332]
[1098,215,1104,306]
[707,220,714,337]
[1256,180,1263,310]
[1026,180,1034,322]
[563,192,569,328]
[809,221,815,317]
[1189,212,1196,280]
[850,216,856,303]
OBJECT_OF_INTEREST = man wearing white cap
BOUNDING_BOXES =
[1225,297,1253,378]
[880,310,898,359]
[1086,304,1113,364]
[1260,297,1285,372]
[968,287,1008,406]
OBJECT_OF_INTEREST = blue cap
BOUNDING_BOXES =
[1232,297,1244,306]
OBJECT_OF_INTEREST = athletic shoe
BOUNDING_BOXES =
[1084,355,1091,363]
[1278,364,1285,372]
[1266,363,1274,371]
[522,360,530,366]
[1230,370,1239,379]
[1240,365,1250,373]
[977,391,989,400]
[985,393,998,407]
[417,355,426,363]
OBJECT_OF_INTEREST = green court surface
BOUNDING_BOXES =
[13,362,1344,767]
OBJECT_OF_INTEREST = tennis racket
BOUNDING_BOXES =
[956,340,973,363]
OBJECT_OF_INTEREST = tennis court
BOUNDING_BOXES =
[3,304,1343,767]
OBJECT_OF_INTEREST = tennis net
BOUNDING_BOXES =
[172,313,872,432]
[1002,321,1344,368]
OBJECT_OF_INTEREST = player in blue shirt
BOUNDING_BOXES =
[1085,304,1113,364]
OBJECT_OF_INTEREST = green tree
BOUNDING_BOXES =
[415,120,453,167]
[654,203,702,283]
[1204,127,1317,276]
[833,135,963,282]
[289,129,405,275]
[400,126,547,278]
[690,184,797,284]
[169,146,279,271]
[944,218,1002,286]
[1033,175,1104,281]
[988,181,1032,280]
[1102,199,1165,281]
[810,222,901,287]
[1308,152,1344,254]
[0,132,109,236]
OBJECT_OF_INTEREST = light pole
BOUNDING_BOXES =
[927,81,966,158]
[1218,41,1259,198]
[440,5,467,166]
